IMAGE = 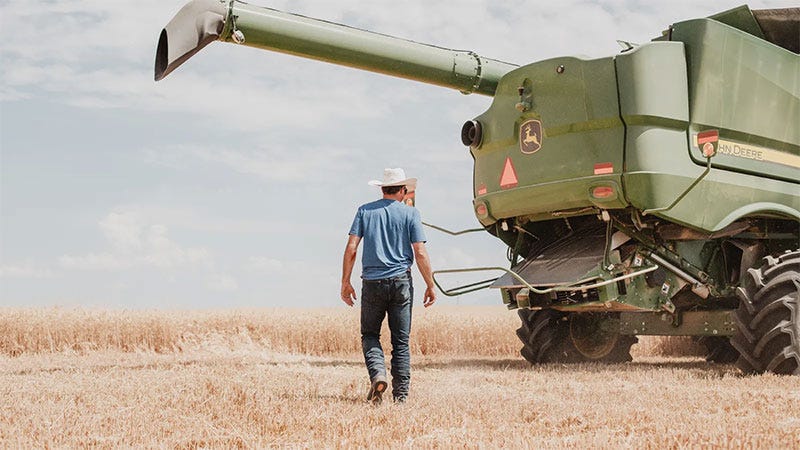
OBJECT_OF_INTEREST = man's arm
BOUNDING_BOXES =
[412,242,436,308]
[340,234,362,306]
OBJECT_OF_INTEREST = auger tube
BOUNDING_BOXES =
[155,0,518,95]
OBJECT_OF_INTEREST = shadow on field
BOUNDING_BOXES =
[304,359,364,369]
[5,353,741,380]
[280,356,737,377]
[304,358,531,371]
[414,358,530,370]
[629,360,737,377]
[303,357,544,371]
[5,356,255,376]
[528,359,738,378]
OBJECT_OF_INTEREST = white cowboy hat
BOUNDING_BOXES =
[368,168,417,191]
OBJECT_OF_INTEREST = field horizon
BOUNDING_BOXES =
[2,307,798,448]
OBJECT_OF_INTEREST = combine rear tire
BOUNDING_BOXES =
[731,251,800,375]
[516,310,636,364]
[697,336,739,364]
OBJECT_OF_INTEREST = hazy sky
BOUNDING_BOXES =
[1,0,795,309]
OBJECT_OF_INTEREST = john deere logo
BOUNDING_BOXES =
[520,119,543,154]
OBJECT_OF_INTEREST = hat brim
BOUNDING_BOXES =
[368,178,417,191]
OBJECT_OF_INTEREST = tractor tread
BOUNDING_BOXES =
[515,310,635,365]
[733,250,800,376]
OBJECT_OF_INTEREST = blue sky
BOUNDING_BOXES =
[1,0,795,309]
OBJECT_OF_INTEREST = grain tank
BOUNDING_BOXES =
[157,1,800,375]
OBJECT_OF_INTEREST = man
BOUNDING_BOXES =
[341,168,436,405]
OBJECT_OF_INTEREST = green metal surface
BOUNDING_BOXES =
[471,56,626,226]
[468,13,798,233]
[676,17,799,181]
[156,0,517,95]
[624,164,800,232]
[641,157,712,216]
[619,310,736,336]
[709,5,766,40]
[500,247,692,313]
[227,1,516,95]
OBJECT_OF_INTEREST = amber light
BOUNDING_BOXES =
[592,186,615,199]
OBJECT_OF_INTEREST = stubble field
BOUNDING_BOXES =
[1,307,798,448]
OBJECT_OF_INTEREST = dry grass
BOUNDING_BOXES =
[0,307,523,358]
[2,307,797,448]
[0,307,699,358]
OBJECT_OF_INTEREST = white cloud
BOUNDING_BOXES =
[207,273,239,292]
[4,0,793,132]
[58,252,133,271]
[0,261,55,279]
[1,1,214,67]
[246,256,286,272]
[144,143,358,183]
[140,224,212,269]
[99,211,144,253]
[433,246,481,270]
[245,256,309,273]
[245,256,339,286]
[3,56,393,134]
[2,0,398,134]
[0,86,29,102]
[60,209,212,271]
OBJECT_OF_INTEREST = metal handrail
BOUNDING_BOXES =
[422,222,485,236]
[433,265,659,297]
[433,277,500,296]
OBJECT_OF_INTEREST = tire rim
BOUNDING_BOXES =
[569,313,620,360]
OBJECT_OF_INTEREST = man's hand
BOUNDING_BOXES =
[412,242,437,308]
[341,281,357,307]
[423,285,436,308]
[341,234,361,307]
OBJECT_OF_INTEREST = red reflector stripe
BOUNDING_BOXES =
[697,130,719,144]
[592,186,614,198]
[594,163,614,175]
[500,157,518,189]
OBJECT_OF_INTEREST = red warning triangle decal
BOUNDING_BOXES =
[500,157,518,189]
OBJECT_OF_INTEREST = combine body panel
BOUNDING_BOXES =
[472,55,627,225]
[624,14,800,232]
[157,1,800,375]
[472,14,799,232]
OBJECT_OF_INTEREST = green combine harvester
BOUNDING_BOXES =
[156,1,799,375]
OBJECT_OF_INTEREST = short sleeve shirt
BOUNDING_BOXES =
[349,199,427,280]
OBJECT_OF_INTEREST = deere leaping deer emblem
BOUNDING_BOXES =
[519,119,543,154]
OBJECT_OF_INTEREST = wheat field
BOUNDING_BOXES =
[2,307,798,448]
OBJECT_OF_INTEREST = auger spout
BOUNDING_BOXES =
[155,0,518,96]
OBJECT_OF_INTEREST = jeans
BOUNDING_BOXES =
[361,272,413,400]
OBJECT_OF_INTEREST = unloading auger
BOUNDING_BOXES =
[155,0,517,94]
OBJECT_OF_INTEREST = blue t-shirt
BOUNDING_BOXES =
[349,199,427,280]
